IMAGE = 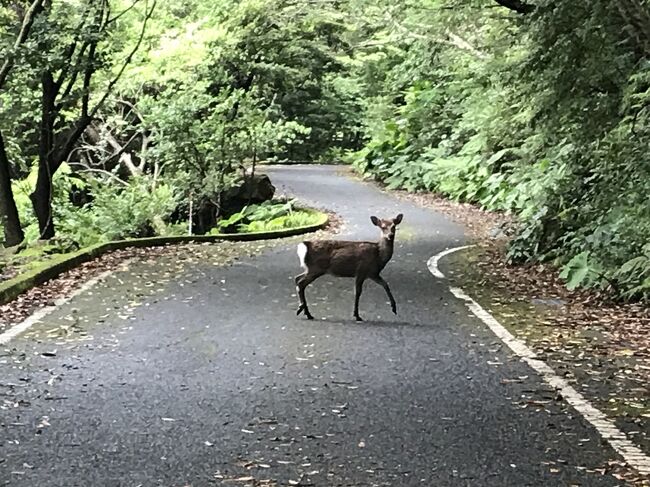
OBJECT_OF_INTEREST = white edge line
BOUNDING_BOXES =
[430,246,650,477]
[427,244,474,278]
[0,259,133,346]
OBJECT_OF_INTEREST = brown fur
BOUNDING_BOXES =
[295,214,403,321]
[303,241,385,278]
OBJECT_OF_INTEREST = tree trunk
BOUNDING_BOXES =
[0,131,24,246]
[30,160,55,239]
[31,71,57,239]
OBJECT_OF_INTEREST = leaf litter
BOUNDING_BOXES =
[384,184,650,485]
[447,242,650,486]
[1,216,341,333]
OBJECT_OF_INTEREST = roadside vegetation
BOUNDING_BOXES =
[214,200,323,234]
[2,0,650,301]
[346,1,650,302]
[0,0,346,276]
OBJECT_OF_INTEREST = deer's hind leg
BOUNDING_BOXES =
[372,275,397,314]
[295,271,324,320]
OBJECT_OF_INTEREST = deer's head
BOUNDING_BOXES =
[371,214,403,241]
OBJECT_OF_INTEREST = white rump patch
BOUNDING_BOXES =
[297,243,308,268]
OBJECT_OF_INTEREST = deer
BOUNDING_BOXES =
[294,214,403,321]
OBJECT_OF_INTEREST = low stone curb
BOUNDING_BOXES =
[0,212,328,306]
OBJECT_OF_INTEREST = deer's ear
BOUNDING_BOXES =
[370,216,380,226]
[394,214,403,225]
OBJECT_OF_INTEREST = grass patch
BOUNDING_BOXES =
[1,204,328,304]
[1,199,326,285]
[213,199,322,234]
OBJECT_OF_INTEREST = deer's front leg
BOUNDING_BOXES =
[353,276,366,321]
[295,272,322,320]
[372,276,397,314]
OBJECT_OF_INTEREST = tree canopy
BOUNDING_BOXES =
[1,0,650,300]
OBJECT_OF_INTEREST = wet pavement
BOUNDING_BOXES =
[0,165,627,486]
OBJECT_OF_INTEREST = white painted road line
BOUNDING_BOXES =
[426,245,473,278]
[0,264,126,346]
[429,245,650,476]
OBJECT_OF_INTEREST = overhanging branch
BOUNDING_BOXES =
[493,0,535,14]
[55,0,156,166]
[89,0,156,119]
[107,0,142,25]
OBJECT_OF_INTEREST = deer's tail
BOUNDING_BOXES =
[297,242,309,269]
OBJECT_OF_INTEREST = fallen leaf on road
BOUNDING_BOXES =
[228,476,254,482]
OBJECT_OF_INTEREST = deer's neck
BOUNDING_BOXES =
[378,237,394,267]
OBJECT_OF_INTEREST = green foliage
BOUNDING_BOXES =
[242,212,322,233]
[189,0,363,161]
[349,0,650,301]
[1,0,345,257]
[3,0,650,302]
[615,246,650,300]
[11,165,177,249]
[140,74,311,227]
[558,252,603,291]
[214,199,320,233]
[71,179,178,246]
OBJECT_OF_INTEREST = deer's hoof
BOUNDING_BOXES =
[298,305,314,320]
[354,315,363,322]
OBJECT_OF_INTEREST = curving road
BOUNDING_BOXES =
[0,165,626,486]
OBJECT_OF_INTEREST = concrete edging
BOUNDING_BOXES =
[0,212,328,306]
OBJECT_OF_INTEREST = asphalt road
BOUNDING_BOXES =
[0,165,626,486]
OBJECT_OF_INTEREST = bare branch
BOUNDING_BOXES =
[68,162,129,186]
[54,2,93,91]
[81,41,98,118]
[138,133,148,172]
[107,0,142,25]
[58,40,91,105]
[152,158,162,187]
[89,0,157,119]
[55,0,156,166]
[102,0,112,30]
[80,1,112,117]
[86,123,142,176]
[117,99,146,124]
[445,31,487,59]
